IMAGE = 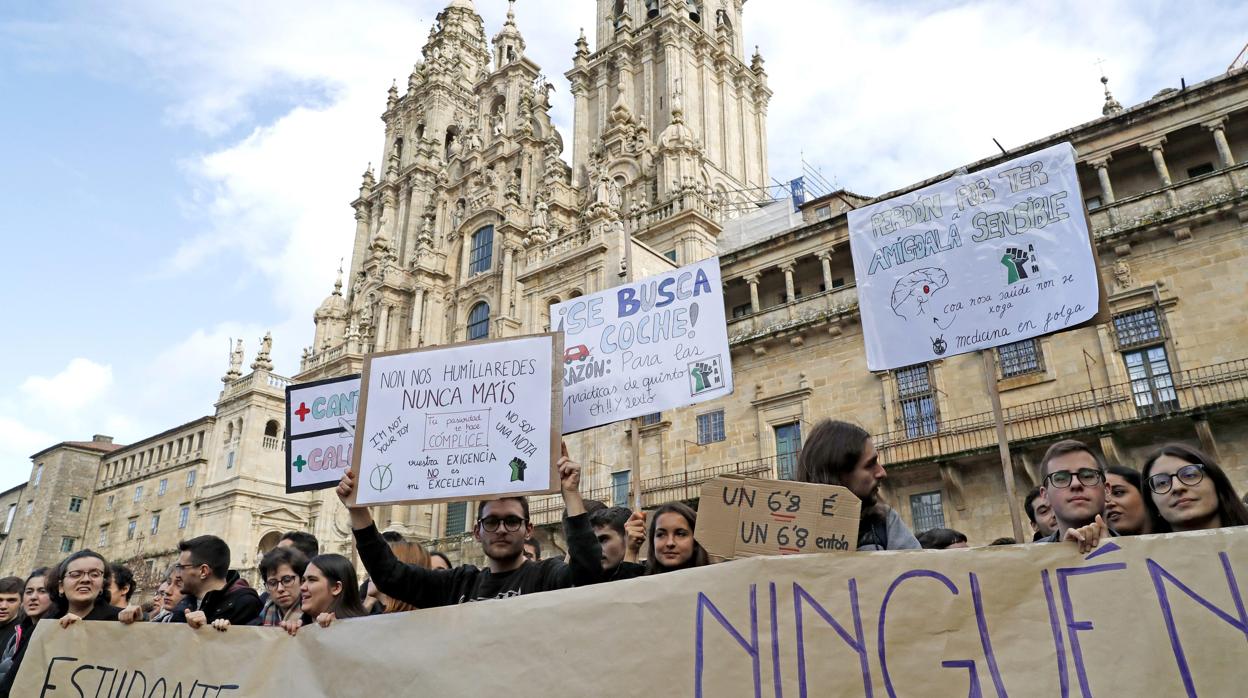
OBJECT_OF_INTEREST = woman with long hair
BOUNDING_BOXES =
[279,554,367,635]
[1104,465,1153,535]
[644,502,709,575]
[362,540,430,614]
[1141,443,1248,532]
[0,568,54,696]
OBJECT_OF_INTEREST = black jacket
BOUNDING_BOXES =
[355,512,604,607]
[606,561,647,581]
[184,571,262,625]
[0,604,120,697]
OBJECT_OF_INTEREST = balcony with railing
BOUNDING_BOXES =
[876,358,1248,466]
[728,285,859,345]
[1088,161,1248,238]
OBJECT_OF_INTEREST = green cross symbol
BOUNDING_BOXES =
[293,455,307,472]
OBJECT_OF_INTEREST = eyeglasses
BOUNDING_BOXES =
[1044,468,1104,489]
[172,563,201,572]
[265,575,300,590]
[478,516,526,532]
[1147,463,1205,495]
[64,570,104,582]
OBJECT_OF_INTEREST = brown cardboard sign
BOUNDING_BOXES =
[696,475,861,560]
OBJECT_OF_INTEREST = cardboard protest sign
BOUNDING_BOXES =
[552,257,733,433]
[350,333,562,506]
[15,529,1248,696]
[697,475,860,559]
[848,143,1099,371]
[285,375,360,493]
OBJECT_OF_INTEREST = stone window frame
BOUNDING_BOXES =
[997,338,1046,379]
[909,490,946,533]
[468,225,495,276]
[696,410,726,445]
[467,301,491,340]
[893,363,940,438]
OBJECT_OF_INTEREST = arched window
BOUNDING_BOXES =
[469,225,494,275]
[264,420,280,437]
[468,302,490,340]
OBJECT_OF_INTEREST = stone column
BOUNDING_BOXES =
[1142,138,1172,186]
[745,272,760,314]
[780,262,796,320]
[1202,117,1236,168]
[1087,156,1116,203]
[501,245,516,317]
[460,232,474,281]
[409,287,426,347]
[817,251,834,293]
[1142,137,1179,207]
[571,76,590,187]
[375,303,391,352]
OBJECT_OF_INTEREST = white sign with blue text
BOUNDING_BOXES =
[553,257,733,433]
[848,142,1100,371]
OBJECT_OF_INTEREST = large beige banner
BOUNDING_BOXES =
[16,529,1248,697]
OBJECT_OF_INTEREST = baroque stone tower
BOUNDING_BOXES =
[298,0,772,540]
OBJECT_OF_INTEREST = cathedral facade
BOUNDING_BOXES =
[5,0,1248,581]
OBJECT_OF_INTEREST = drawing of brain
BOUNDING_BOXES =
[890,268,950,320]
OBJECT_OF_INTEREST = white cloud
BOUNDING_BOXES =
[19,358,114,412]
[747,0,1248,196]
[0,416,54,488]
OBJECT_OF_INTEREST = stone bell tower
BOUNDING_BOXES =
[570,0,770,202]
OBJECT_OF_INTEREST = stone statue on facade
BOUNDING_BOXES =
[250,332,274,372]
[222,338,245,383]
[491,105,506,137]
[452,199,465,231]
[465,125,483,152]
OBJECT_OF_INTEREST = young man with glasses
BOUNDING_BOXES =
[170,535,261,627]
[337,442,603,606]
[1035,440,1113,551]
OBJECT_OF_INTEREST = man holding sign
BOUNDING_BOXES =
[336,443,603,605]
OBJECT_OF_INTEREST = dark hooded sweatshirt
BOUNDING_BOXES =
[354,512,604,607]
[183,571,262,625]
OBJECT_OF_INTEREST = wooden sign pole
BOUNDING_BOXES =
[981,349,1027,543]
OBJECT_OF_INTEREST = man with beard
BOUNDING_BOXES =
[795,420,921,551]
[337,442,603,605]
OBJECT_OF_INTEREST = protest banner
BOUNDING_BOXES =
[285,375,360,493]
[15,529,1248,696]
[552,257,733,434]
[847,142,1099,372]
[697,475,860,559]
[349,333,562,507]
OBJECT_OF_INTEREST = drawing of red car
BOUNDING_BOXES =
[564,344,591,363]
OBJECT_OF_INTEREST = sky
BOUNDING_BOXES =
[1,0,1245,491]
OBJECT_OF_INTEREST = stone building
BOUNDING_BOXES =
[6,0,1248,580]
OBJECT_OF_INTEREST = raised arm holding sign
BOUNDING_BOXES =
[335,441,603,607]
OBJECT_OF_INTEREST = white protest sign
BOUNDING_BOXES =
[350,334,562,506]
[848,142,1099,371]
[285,375,360,492]
[552,257,733,433]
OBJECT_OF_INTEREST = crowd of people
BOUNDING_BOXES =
[0,421,1244,693]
